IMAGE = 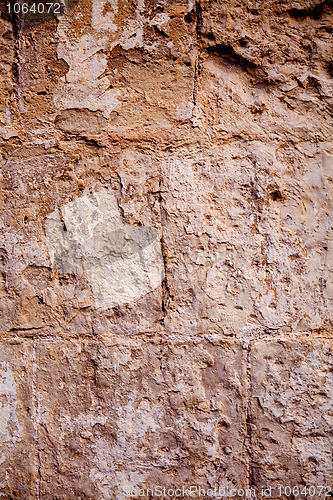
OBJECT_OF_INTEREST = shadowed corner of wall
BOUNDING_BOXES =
[44,188,165,310]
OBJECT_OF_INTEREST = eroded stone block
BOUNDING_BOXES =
[0,149,164,337]
[52,0,195,132]
[160,146,333,336]
[249,338,333,492]
[35,337,246,499]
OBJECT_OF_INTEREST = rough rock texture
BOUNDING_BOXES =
[0,0,332,498]
[35,337,246,498]
[250,338,333,490]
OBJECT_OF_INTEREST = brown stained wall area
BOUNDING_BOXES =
[0,0,332,498]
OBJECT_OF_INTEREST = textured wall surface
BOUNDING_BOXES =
[0,0,332,498]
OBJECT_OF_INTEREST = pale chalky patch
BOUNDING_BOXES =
[45,189,164,310]
[0,363,21,465]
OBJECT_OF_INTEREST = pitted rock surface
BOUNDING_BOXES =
[0,0,332,497]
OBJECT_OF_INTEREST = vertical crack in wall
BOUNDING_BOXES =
[158,175,170,326]
[188,1,202,109]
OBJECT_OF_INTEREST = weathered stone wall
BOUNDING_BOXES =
[0,0,332,498]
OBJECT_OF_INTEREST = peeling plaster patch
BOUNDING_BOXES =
[92,0,118,32]
[0,363,21,465]
[45,189,164,310]
[53,83,121,118]
[54,0,157,116]
[170,102,194,121]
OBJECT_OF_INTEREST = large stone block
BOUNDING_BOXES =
[249,338,333,494]
[52,0,195,136]
[198,0,333,94]
[45,188,164,311]
[11,0,196,139]
[196,52,332,142]
[35,337,246,499]
[160,146,333,336]
[0,148,165,337]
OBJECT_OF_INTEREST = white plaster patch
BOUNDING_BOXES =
[92,0,118,32]
[169,102,194,121]
[45,188,164,310]
[0,364,21,466]
[54,31,122,118]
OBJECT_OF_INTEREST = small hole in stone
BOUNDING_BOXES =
[239,38,248,47]
[270,190,283,201]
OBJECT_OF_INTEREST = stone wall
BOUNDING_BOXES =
[0,0,332,498]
